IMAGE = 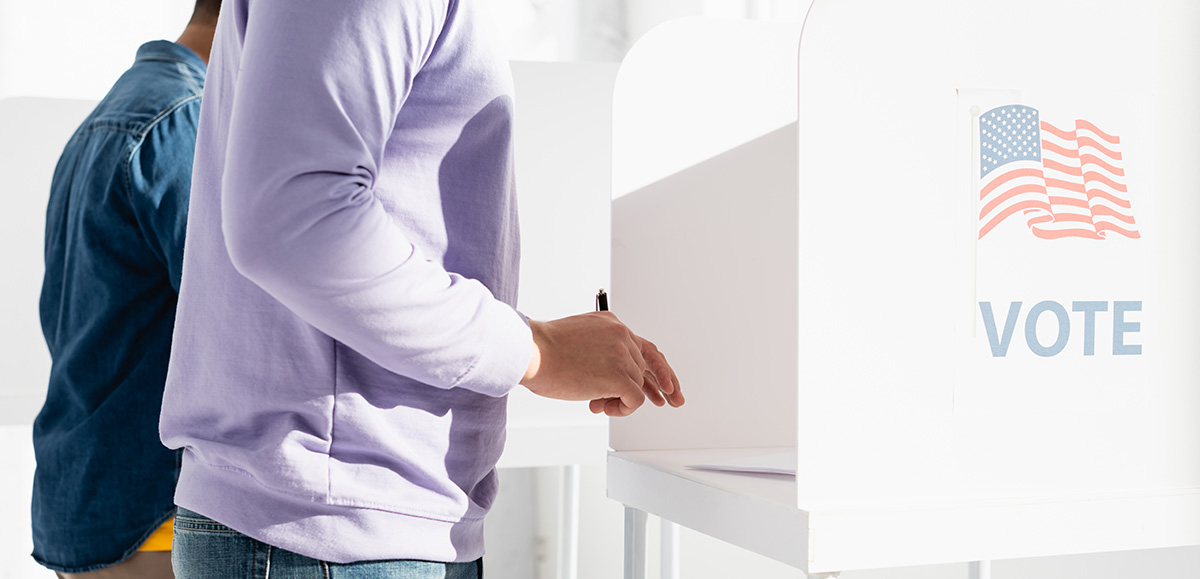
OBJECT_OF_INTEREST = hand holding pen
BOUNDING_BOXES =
[519,289,684,417]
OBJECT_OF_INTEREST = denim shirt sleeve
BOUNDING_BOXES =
[124,95,201,292]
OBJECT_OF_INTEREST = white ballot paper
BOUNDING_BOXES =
[686,451,796,476]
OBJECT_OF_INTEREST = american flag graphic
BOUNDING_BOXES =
[978,105,1139,240]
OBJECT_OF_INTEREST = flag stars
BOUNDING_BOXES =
[979,105,1046,177]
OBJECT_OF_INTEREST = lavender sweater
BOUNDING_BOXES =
[160,0,533,563]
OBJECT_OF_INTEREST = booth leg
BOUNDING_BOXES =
[660,519,679,579]
[968,561,992,579]
[558,465,581,579]
[623,507,648,579]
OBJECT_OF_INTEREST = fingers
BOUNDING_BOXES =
[527,310,679,418]
[609,398,633,417]
[590,374,678,416]
[624,330,648,381]
[638,337,685,407]
[599,332,681,415]
[641,371,666,407]
[618,375,645,415]
[637,337,672,393]
[664,366,684,407]
[589,396,640,417]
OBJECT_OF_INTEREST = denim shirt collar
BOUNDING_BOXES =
[135,40,207,76]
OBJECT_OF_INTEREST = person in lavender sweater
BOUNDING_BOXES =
[159,0,684,577]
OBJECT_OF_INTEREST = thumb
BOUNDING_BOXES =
[617,383,645,416]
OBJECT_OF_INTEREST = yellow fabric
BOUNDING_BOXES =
[137,517,174,552]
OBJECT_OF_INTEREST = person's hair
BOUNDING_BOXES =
[190,0,222,25]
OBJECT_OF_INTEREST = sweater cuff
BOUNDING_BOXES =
[453,304,533,397]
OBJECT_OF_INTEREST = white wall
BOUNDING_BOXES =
[0,427,46,579]
[625,0,805,49]
[0,1,193,100]
[3,1,1198,579]
[489,0,626,61]
[0,0,620,100]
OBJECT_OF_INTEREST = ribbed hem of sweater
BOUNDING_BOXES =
[175,452,484,563]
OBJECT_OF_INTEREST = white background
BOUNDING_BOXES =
[1,1,1197,578]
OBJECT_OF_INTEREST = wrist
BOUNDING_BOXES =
[522,320,544,386]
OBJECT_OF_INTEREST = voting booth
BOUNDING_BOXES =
[608,1,1200,576]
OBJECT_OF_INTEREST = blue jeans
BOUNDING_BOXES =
[172,508,482,579]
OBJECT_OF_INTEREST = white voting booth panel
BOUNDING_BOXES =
[610,18,802,454]
[610,2,1200,575]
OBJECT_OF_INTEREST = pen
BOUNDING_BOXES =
[596,289,608,312]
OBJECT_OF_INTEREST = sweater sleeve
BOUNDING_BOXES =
[220,0,532,397]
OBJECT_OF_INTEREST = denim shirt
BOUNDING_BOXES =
[32,40,204,573]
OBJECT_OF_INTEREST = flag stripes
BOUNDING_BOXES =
[977,105,1138,240]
